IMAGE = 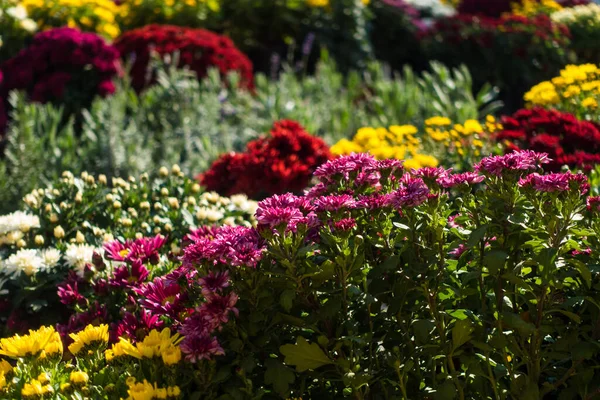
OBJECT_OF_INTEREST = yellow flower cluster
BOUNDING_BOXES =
[20,0,120,39]
[524,64,600,116]
[424,115,501,158]
[21,379,54,398]
[68,324,109,355]
[331,125,439,169]
[0,325,62,359]
[510,0,562,17]
[126,378,181,400]
[106,328,182,365]
[118,0,220,27]
[306,0,369,7]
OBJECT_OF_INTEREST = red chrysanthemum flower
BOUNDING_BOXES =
[113,24,254,91]
[199,120,331,198]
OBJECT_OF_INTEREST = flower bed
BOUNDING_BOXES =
[1,151,599,397]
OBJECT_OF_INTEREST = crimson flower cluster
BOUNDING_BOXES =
[0,27,119,117]
[199,120,331,198]
[496,107,600,171]
[56,234,240,362]
[113,24,254,92]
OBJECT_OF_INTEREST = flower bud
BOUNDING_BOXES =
[75,231,85,243]
[105,194,113,202]
[159,166,169,177]
[98,174,107,185]
[92,252,106,271]
[192,183,201,193]
[113,201,122,209]
[171,164,181,175]
[74,192,83,203]
[168,197,179,209]
[140,201,150,210]
[16,239,26,248]
[54,226,65,239]
[160,188,169,197]
[34,235,45,246]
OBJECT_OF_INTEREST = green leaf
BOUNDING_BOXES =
[483,250,509,274]
[467,225,488,247]
[280,289,296,313]
[280,337,333,372]
[452,319,473,351]
[264,359,295,396]
[502,312,535,336]
[433,380,457,400]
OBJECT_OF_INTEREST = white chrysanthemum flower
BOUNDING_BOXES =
[20,18,37,33]
[40,249,61,271]
[230,194,258,214]
[6,5,27,20]
[0,211,40,235]
[552,4,600,24]
[404,0,456,17]
[2,249,43,277]
[64,244,97,277]
[196,207,224,222]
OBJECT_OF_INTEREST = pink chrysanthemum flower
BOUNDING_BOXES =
[103,235,166,264]
[389,176,430,208]
[109,260,150,288]
[180,334,224,362]
[475,150,550,176]
[438,172,485,188]
[313,194,357,212]
[135,277,187,317]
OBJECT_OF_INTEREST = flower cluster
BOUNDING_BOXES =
[552,4,600,64]
[12,166,257,250]
[524,63,600,119]
[330,124,439,170]
[331,116,500,170]
[0,324,185,398]
[421,14,571,102]
[114,24,254,92]
[200,120,331,198]
[0,27,119,123]
[117,0,220,31]
[511,0,563,16]
[0,166,256,335]
[497,107,600,171]
[21,0,120,39]
[55,229,240,366]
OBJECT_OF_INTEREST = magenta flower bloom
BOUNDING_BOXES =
[185,226,220,243]
[314,194,357,212]
[257,193,315,215]
[109,260,150,288]
[112,311,164,342]
[199,292,239,325]
[449,244,468,258]
[448,214,462,229]
[313,153,379,184]
[587,196,600,212]
[179,312,214,337]
[412,167,451,180]
[475,150,550,176]
[518,172,588,193]
[333,218,357,231]
[183,226,265,268]
[135,277,187,317]
[180,334,225,362]
[57,274,86,306]
[355,193,393,210]
[198,271,230,296]
[256,206,305,228]
[438,172,485,188]
[103,235,166,264]
[389,176,430,208]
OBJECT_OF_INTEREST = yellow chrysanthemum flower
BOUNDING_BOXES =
[68,324,109,355]
[22,379,54,398]
[70,370,89,385]
[0,326,62,359]
[306,0,329,7]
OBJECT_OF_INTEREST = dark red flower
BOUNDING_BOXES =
[113,25,254,92]
[199,120,331,198]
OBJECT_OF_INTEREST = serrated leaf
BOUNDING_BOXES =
[280,336,332,372]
